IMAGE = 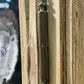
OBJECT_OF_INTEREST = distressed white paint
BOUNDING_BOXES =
[0,18,18,84]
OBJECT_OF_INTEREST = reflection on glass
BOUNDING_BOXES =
[0,0,22,84]
[6,0,11,2]
[0,3,9,8]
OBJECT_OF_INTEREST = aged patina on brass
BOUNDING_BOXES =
[38,0,49,84]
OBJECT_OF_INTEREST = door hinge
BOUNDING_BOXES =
[38,0,49,84]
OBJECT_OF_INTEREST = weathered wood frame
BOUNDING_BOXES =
[19,0,84,84]
[19,0,65,84]
[19,0,38,84]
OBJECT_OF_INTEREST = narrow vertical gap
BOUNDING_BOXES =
[60,0,66,84]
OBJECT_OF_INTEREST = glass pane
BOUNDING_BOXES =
[0,0,22,84]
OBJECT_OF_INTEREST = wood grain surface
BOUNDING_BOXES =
[48,0,62,84]
[19,0,38,84]
[66,0,73,84]
[19,0,29,84]
[19,0,84,84]
[66,0,84,84]
[19,0,64,84]
[72,0,84,84]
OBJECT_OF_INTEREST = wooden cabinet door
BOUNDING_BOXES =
[19,0,84,84]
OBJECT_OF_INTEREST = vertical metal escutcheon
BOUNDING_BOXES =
[38,0,49,84]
